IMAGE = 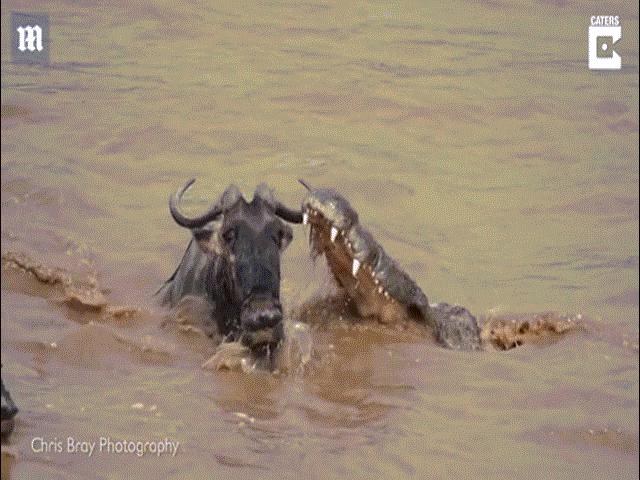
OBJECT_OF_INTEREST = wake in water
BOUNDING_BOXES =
[480,312,585,351]
[2,250,607,378]
[2,251,139,321]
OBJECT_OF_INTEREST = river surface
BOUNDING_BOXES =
[1,0,638,479]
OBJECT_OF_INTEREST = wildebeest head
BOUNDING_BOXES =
[169,179,302,350]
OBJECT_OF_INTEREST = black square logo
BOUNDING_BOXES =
[596,36,614,58]
[11,12,49,65]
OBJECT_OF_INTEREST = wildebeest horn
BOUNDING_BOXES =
[298,179,312,191]
[169,179,223,229]
[275,203,303,224]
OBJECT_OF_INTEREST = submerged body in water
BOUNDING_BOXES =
[1,375,18,440]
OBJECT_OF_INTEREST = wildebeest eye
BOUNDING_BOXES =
[271,231,283,247]
[272,228,291,250]
[222,228,236,246]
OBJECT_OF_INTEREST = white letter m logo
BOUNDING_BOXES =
[17,25,43,52]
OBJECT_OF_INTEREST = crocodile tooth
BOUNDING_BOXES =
[378,286,384,294]
[302,212,308,225]
[352,259,361,277]
[330,227,338,242]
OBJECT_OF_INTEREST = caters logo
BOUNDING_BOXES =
[589,16,622,70]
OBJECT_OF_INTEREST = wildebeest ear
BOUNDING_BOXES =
[254,183,277,208]
[192,227,222,256]
[220,185,242,210]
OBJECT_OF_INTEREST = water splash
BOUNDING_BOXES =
[278,321,313,376]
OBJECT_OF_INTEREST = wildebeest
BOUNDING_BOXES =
[158,179,481,354]
[1,372,18,439]
[157,179,303,352]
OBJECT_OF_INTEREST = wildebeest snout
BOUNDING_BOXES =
[241,296,283,332]
[239,295,284,349]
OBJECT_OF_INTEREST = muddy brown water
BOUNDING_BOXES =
[1,0,638,479]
